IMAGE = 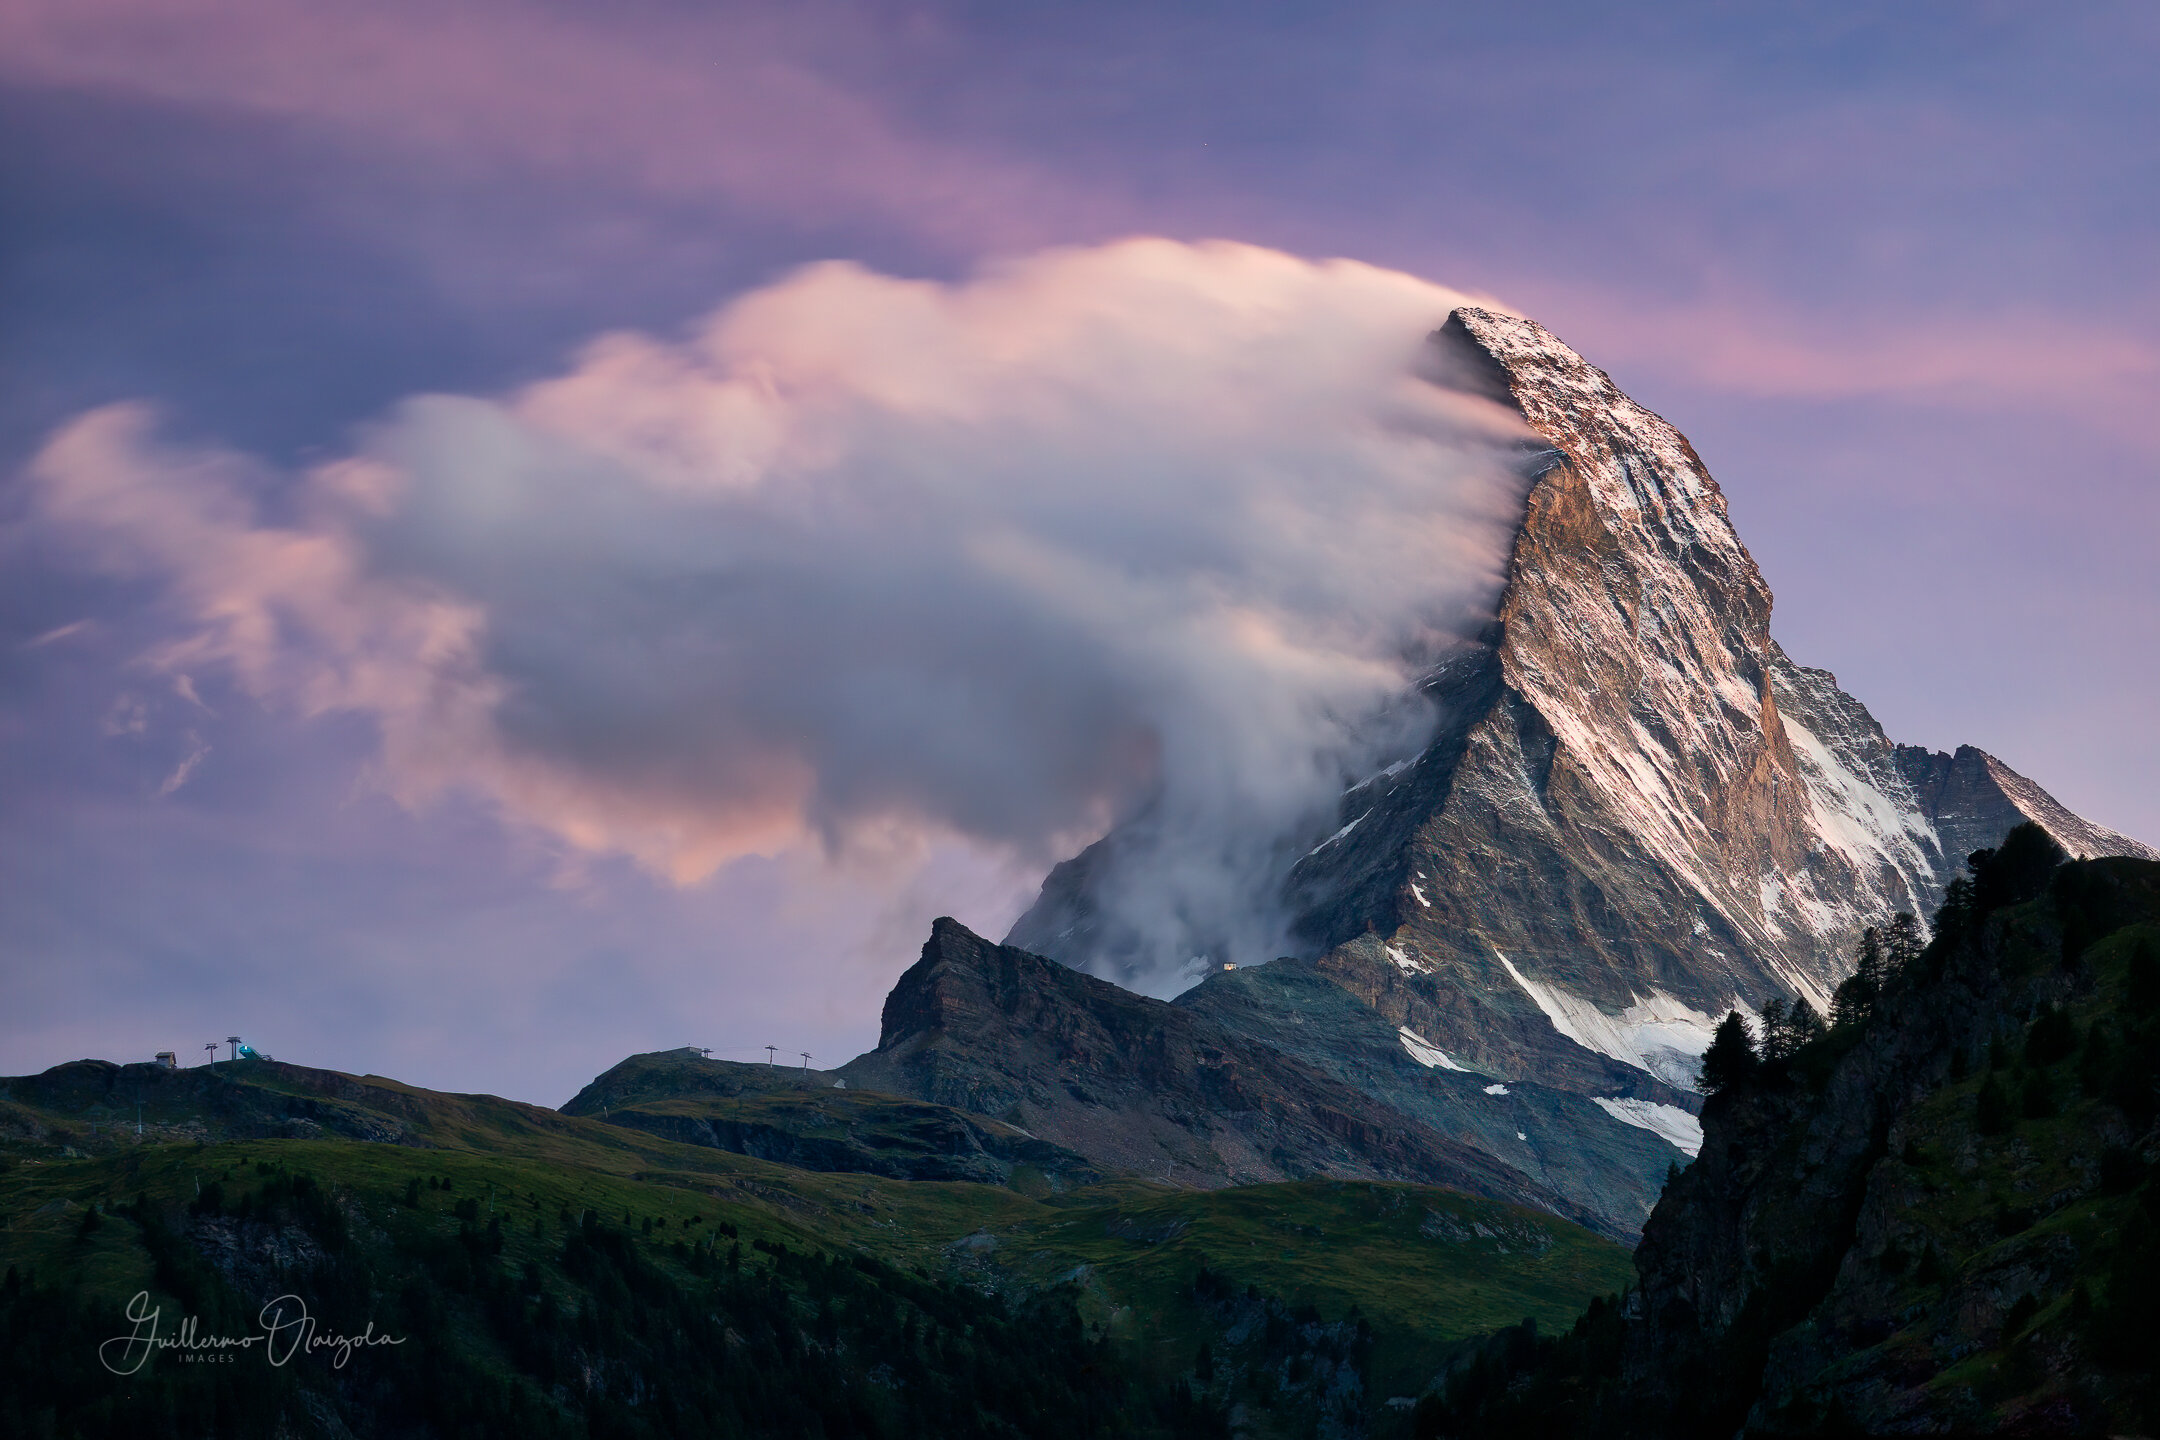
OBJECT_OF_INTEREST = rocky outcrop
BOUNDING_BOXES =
[836,918,1676,1240]
[1277,308,2151,1070]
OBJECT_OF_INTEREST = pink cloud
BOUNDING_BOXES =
[1529,283,2160,449]
[0,0,1110,253]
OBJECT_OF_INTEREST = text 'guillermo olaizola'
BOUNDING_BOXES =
[99,1292,406,1374]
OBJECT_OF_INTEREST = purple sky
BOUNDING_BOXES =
[4,0,2155,1105]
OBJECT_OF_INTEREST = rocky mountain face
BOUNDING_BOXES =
[836,918,1682,1240]
[985,306,2153,1233]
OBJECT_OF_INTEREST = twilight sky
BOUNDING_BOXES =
[4,0,2155,1105]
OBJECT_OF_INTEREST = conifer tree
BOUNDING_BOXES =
[2019,1069,2057,1120]
[1933,875,1976,948]
[1758,997,1790,1060]
[1829,976,1867,1031]
[1698,1011,1760,1096]
[1970,822,2067,912]
[1758,993,1828,1059]
[1831,928,1886,1029]
[1788,996,1826,1048]
[1884,912,1923,973]
[1856,926,1886,993]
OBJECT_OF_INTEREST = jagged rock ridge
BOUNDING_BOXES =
[835,918,1680,1241]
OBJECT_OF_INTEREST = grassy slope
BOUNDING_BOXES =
[977,1179,1632,1402]
[1,1058,1631,1431]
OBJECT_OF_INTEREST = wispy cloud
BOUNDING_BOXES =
[155,730,210,796]
[24,619,94,648]
[28,238,1532,988]
[0,0,1109,254]
[1534,285,2160,447]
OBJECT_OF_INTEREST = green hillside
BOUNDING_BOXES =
[1,1052,1631,1438]
[559,1048,1105,1190]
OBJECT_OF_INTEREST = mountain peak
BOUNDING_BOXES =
[983,305,2152,1232]
[1439,305,1764,628]
[1293,308,2147,1016]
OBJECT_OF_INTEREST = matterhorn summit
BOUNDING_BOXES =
[854,307,2154,1236]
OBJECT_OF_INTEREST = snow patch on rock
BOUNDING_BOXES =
[1774,686,1936,905]
[1398,1026,1468,1071]
[1497,953,1721,1091]
[1386,943,1430,976]
[1346,758,1413,794]
[1306,810,1369,858]
[1592,1097,1703,1157]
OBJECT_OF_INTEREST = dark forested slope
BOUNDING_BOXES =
[1425,826,2160,1438]
[0,1035,1630,1438]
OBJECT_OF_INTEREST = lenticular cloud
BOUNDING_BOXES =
[30,238,1534,988]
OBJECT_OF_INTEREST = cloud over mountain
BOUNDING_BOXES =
[29,239,1533,988]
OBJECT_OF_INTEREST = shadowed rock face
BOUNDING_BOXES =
[990,306,2152,1231]
[837,918,1676,1242]
[1608,856,2160,1436]
[1896,742,2155,874]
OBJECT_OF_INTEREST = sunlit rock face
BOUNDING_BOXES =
[1276,307,2153,1100]
[979,306,2159,1232]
